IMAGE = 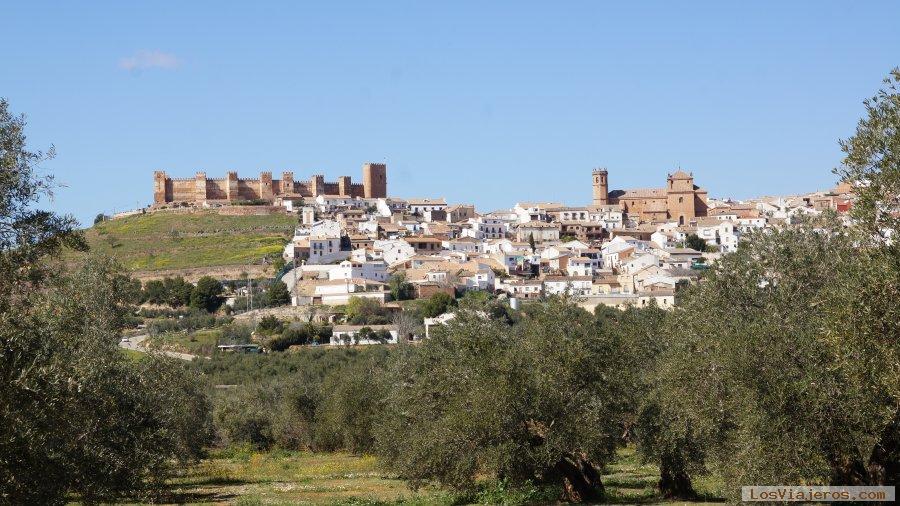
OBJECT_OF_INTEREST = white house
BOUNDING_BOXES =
[460,266,495,291]
[312,279,389,305]
[561,239,590,252]
[408,198,447,215]
[374,239,416,265]
[314,194,360,212]
[658,248,702,269]
[397,220,423,234]
[542,276,593,296]
[567,257,595,277]
[737,217,768,233]
[588,205,624,229]
[695,218,740,253]
[328,260,389,283]
[515,222,561,243]
[374,198,395,218]
[514,202,562,223]
[620,253,660,275]
[651,230,678,248]
[601,240,635,270]
[467,216,507,240]
[308,235,348,264]
[495,278,543,299]
[491,249,528,273]
[445,236,483,254]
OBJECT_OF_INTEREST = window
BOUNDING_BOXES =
[678,196,683,203]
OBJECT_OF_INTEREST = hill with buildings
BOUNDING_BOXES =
[74,209,298,281]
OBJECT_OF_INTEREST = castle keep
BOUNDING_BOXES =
[592,168,708,224]
[153,163,387,205]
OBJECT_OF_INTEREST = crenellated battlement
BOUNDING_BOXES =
[152,165,388,205]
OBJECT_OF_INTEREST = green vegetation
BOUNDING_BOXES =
[0,99,212,504]
[77,210,297,271]
[683,233,710,253]
[117,447,725,505]
[645,218,900,497]
[388,272,414,301]
[142,277,192,306]
[378,302,629,502]
[190,275,225,312]
[5,70,900,505]
[266,322,333,351]
[420,291,456,318]
[144,450,447,505]
[149,328,223,356]
[344,296,393,325]
[267,279,291,305]
[835,67,900,237]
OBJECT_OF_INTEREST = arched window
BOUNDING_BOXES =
[678,196,683,203]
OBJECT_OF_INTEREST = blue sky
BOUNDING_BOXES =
[4,1,899,225]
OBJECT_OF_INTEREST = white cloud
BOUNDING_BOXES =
[118,50,181,71]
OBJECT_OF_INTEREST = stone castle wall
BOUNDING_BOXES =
[153,163,387,205]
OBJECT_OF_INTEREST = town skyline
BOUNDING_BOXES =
[6,2,898,225]
[79,161,842,225]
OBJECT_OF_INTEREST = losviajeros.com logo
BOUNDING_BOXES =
[742,486,894,502]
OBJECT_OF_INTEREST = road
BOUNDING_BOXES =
[119,333,198,361]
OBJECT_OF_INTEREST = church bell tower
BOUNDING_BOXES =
[592,168,609,206]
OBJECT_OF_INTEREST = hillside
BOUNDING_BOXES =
[75,210,297,279]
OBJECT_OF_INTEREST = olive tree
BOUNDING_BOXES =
[0,99,212,504]
[655,221,899,495]
[377,300,631,502]
[835,67,900,238]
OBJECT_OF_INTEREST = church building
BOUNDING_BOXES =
[592,168,708,224]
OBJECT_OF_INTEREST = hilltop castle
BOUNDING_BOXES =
[153,163,387,205]
[592,168,708,224]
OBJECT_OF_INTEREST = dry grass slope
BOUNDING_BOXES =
[75,211,297,272]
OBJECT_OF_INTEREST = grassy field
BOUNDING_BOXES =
[130,450,452,505]
[148,329,222,356]
[118,447,724,505]
[75,211,297,271]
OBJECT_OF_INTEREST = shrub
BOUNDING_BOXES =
[267,280,291,306]
[257,315,283,334]
[421,291,456,318]
[220,323,252,345]
[267,324,314,351]
[191,276,224,313]
[345,297,391,325]
[314,357,389,453]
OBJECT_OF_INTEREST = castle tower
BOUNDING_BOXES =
[362,163,387,198]
[260,171,274,201]
[195,171,208,202]
[281,171,295,195]
[338,176,351,196]
[153,171,168,204]
[226,171,239,201]
[310,174,325,197]
[592,168,609,206]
